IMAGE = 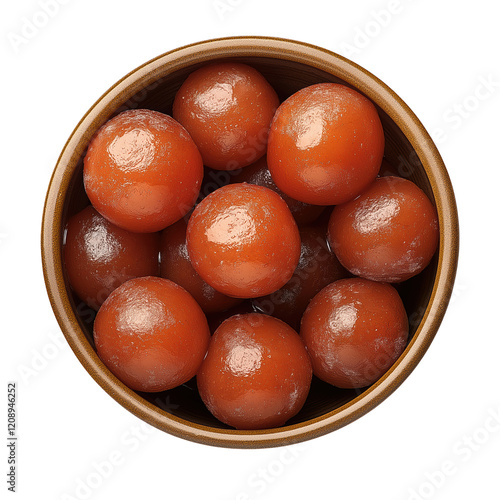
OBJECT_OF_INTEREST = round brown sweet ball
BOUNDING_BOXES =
[197,313,313,429]
[84,109,203,233]
[187,183,301,299]
[64,206,160,310]
[301,278,409,389]
[267,83,384,205]
[94,277,210,392]
[173,62,279,170]
[328,176,439,282]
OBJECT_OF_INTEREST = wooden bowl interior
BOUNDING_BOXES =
[61,56,439,429]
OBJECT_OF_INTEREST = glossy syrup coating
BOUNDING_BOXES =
[64,206,160,310]
[197,313,313,429]
[230,155,325,226]
[84,109,203,233]
[186,183,301,299]
[267,83,384,205]
[160,217,243,314]
[94,277,210,392]
[253,225,349,331]
[301,278,409,389]
[172,62,280,170]
[328,176,439,282]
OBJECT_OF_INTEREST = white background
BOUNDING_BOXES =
[2,0,499,499]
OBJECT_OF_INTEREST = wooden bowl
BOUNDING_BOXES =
[41,37,459,448]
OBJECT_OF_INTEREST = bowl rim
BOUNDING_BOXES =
[41,35,459,449]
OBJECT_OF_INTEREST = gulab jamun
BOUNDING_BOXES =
[64,206,159,310]
[301,278,409,389]
[267,83,384,205]
[84,109,203,233]
[197,313,313,429]
[93,276,210,392]
[327,176,439,282]
[186,183,301,298]
[173,62,279,170]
